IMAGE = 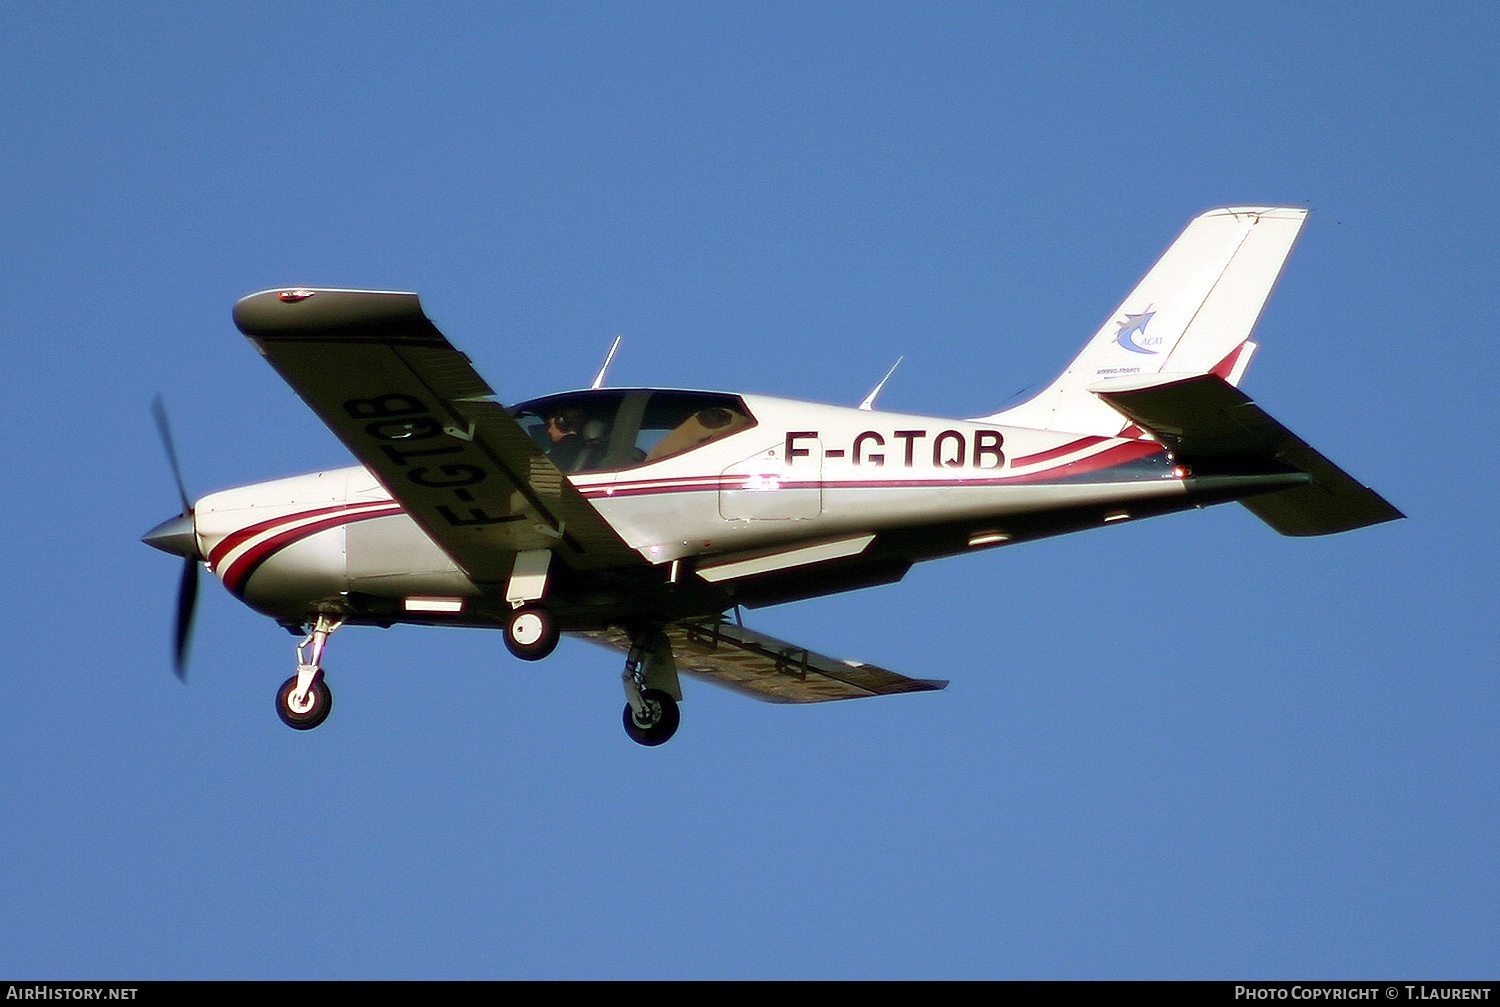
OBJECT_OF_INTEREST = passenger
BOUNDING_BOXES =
[544,406,586,471]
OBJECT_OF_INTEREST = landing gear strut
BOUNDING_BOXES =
[276,614,342,730]
[621,629,681,747]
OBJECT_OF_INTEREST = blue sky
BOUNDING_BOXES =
[2,3,1495,979]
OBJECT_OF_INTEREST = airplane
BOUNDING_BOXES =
[142,205,1401,746]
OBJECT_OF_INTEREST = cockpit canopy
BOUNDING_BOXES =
[512,389,757,474]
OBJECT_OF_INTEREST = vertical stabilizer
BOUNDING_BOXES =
[986,206,1307,436]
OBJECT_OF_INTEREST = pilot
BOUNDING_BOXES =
[544,405,586,471]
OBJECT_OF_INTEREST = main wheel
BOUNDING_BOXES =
[276,674,333,731]
[622,688,680,747]
[504,606,559,661]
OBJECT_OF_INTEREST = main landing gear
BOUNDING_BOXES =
[621,628,681,747]
[623,688,679,747]
[505,611,682,746]
[276,614,342,731]
[504,605,559,661]
[503,550,558,661]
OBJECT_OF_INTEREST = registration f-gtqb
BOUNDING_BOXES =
[144,206,1400,745]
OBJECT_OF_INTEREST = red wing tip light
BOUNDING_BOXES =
[278,289,316,303]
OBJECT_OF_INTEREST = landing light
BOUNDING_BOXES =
[967,531,1011,548]
[404,597,464,613]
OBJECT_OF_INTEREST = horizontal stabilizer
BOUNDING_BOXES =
[1094,373,1403,536]
[577,619,947,704]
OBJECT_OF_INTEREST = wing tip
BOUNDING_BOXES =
[232,287,425,338]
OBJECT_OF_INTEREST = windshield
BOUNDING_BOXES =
[513,390,756,473]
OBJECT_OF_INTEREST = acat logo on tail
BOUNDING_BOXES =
[1114,308,1160,354]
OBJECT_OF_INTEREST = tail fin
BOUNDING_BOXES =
[987,206,1308,436]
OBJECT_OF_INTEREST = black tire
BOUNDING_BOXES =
[504,607,559,661]
[622,688,680,747]
[276,673,333,730]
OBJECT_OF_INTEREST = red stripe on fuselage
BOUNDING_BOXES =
[1010,435,1109,467]
[222,507,400,598]
[208,500,400,570]
[214,504,400,598]
[219,438,1167,597]
[580,438,1164,498]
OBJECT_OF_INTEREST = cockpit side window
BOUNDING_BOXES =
[512,390,755,473]
[637,393,755,463]
[514,390,628,474]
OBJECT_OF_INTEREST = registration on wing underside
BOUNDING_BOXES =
[577,619,947,704]
[234,288,643,581]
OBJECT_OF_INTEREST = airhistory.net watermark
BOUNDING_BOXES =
[5,989,138,1000]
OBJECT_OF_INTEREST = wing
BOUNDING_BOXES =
[234,288,645,581]
[576,619,947,703]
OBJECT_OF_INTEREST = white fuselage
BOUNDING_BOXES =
[192,392,1185,621]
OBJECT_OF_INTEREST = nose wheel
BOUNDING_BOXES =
[276,673,332,730]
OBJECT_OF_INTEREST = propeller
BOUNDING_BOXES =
[144,396,202,679]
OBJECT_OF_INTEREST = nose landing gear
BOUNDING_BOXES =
[275,614,342,731]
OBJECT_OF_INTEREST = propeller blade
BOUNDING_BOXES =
[173,556,199,680]
[151,394,191,513]
[152,396,199,679]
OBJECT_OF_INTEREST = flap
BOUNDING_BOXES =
[576,619,947,704]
